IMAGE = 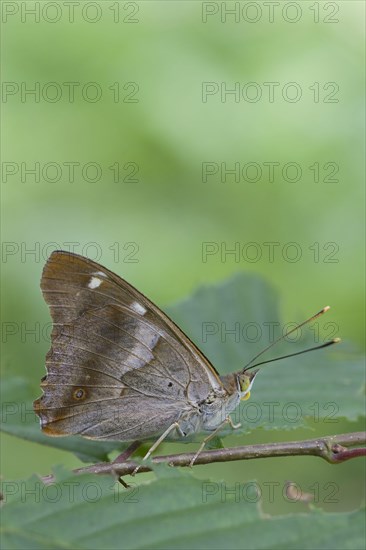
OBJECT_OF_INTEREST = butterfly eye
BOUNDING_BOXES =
[73,388,86,400]
[239,377,250,393]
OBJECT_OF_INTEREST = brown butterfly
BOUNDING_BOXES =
[34,251,338,466]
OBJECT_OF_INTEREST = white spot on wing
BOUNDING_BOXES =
[131,301,147,315]
[88,276,102,289]
[94,271,107,278]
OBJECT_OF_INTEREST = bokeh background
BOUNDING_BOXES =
[2,0,365,515]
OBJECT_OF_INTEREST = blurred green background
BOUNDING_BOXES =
[1,0,365,514]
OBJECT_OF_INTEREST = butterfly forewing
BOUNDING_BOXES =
[34,251,224,440]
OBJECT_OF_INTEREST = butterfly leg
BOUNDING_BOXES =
[131,422,184,476]
[189,415,241,467]
[113,440,142,464]
[111,441,142,487]
[228,416,241,430]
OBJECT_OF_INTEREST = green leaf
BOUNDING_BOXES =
[0,378,127,463]
[205,436,224,450]
[1,471,364,550]
[166,273,365,431]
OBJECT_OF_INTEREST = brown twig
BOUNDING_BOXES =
[40,431,366,483]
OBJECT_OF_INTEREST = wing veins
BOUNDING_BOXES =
[87,310,188,388]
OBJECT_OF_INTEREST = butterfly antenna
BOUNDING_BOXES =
[242,306,340,372]
[243,338,340,371]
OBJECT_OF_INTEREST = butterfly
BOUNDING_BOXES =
[34,251,337,466]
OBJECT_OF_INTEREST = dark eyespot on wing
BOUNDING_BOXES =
[73,388,86,400]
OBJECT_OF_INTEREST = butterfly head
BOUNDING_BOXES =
[237,369,258,401]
